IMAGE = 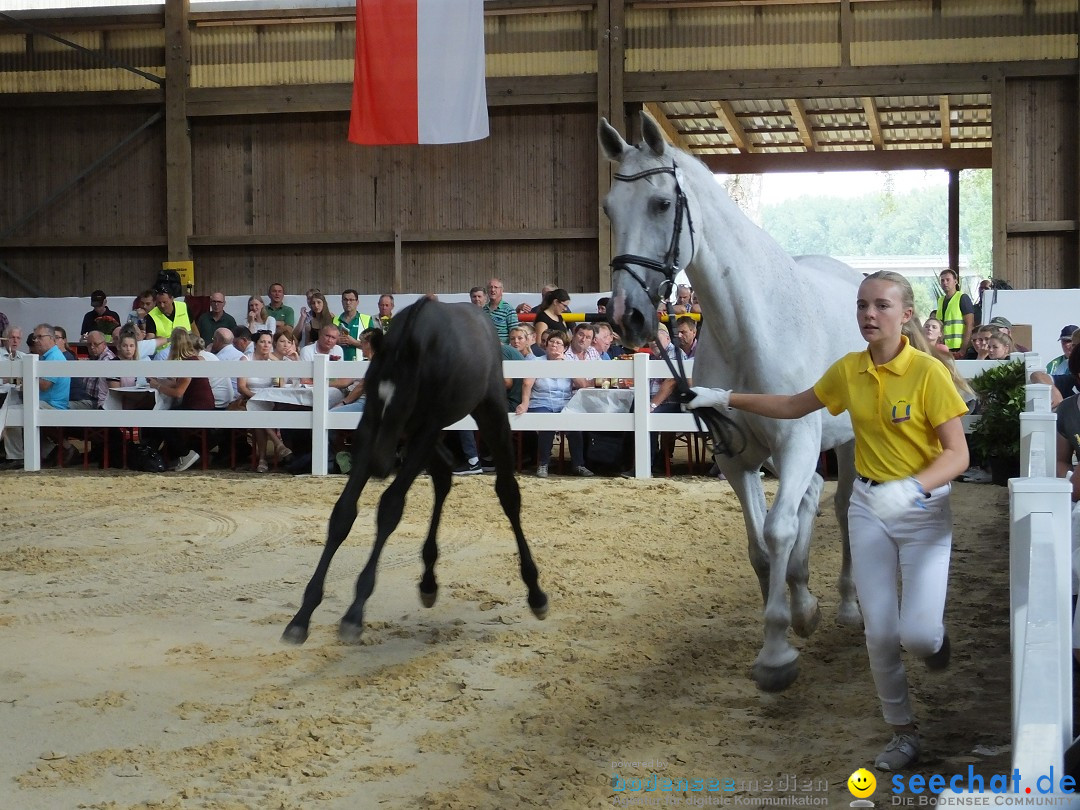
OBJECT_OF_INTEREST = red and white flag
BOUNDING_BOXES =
[348,0,489,146]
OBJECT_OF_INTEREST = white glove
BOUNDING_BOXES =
[685,386,731,410]
[866,477,929,524]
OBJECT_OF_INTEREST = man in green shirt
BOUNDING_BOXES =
[266,282,295,327]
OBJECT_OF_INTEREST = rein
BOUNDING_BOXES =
[611,160,747,459]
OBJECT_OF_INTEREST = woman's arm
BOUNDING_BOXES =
[237,377,254,398]
[727,387,826,420]
[150,376,190,398]
[913,416,969,492]
[1056,432,1080,502]
[515,379,534,415]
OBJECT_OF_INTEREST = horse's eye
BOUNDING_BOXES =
[652,198,672,213]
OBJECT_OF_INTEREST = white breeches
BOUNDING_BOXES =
[849,478,953,726]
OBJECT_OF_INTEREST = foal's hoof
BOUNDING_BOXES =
[338,619,365,644]
[419,588,438,608]
[530,594,549,620]
[751,659,799,692]
[281,624,309,645]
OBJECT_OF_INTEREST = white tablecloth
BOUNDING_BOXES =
[247,386,345,411]
[104,386,173,411]
[563,387,634,414]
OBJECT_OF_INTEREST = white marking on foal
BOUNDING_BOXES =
[379,380,395,413]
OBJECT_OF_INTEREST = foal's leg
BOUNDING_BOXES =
[832,440,861,627]
[338,429,439,643]
[478,400,548,618]
[788,471,824,638]
[282,445,372,645]
[418,447,452,608]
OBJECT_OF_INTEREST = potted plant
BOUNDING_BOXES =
[968,359,1026,486]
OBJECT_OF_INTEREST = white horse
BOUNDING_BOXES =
[599,112,864,692]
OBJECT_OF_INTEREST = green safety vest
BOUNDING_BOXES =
[936,293,965,350]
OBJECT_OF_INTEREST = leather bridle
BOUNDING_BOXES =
[609,159,746,459]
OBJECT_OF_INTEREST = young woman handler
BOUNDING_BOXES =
[687,270,969,771]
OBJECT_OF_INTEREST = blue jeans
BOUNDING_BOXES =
[529,406,584,468]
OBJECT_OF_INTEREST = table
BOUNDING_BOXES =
[104,386,170,411]
[563,387,634,414]
[247,385,345,411]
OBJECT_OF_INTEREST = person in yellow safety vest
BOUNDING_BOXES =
[146,284,192,356]
[333,288,373,361]
[929,269,974,358]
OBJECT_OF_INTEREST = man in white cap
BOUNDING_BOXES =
[1047,324,1079,375]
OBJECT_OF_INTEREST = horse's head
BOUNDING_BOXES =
[599,111,697,348]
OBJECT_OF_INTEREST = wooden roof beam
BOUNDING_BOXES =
[644,102,693,152]
[862,96,884,150]
[939,94,952,148]
[709,99,755,153]
[785,98,816,151]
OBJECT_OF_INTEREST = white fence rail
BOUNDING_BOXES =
[0,353,706,477]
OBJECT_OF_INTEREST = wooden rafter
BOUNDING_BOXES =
[784,98,815,151]
[939,94,952,148]
[862,96,884,150]
[709,99,755,153]
[644,102,693,152]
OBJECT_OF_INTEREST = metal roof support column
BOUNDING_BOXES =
[948,169,960,274]
[596,0,624,292]
[164,0,193,263]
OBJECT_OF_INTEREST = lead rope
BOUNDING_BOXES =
[653,303,747,459]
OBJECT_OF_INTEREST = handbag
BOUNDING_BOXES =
[127,440,166,473]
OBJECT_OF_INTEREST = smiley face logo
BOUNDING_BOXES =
[848,768,876,798]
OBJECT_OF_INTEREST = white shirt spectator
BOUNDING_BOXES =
[199,350,237,409]
[300,343,344,361]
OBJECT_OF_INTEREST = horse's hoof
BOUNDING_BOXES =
[751,659,799,692]
[338,620,365,644]
[530,594,549,620]
[836,604,863,629]
[281,624,309,645]
[419,589,438,608]
[792,603,821,639]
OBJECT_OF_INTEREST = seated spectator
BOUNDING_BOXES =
[334,289,374,359]
[3,325,26,383]
[51,326,92,404]
[967,325,994,360]
[673,284,693,314]
[145,285,193,356]
[592,322,616,360]
[298,292,334,349]
[596,297,609,316]
[70,331,114,410]
[515,329,592,478]
[272,327,302,386]
[108,329,141,388]
[374,293,394,332]
[246,294,277,337]
[508,325,532,359]
[143,329,215,472]
[294,288,322,349]
[332,327,378,414]
[129,289,156,330]
[299,324,354,401]
[266,282,295,327]
[195,291,238,342]
[469,286,488,307]
[564,322,600,390]
[79,290,121,340]
[238,329,292,472]
[987,316,1029,352]
[483,278,518,343]
[689,290,702,315]
[1047,324,1079,376]
[532,287,571,347]
[986,331,1014,360]
[922,317,952,359]
[193,335,236,410]
[1033,333,1080,409]
[674,315,698,359]
[515,283,557,315]
[1,324,74,468]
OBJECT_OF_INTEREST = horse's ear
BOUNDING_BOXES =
[598,117,628,162]
[639,110,668,158]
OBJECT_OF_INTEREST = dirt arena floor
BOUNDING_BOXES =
[0,470,1013,809]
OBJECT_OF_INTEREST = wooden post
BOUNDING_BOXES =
[948,169,960,275]
[164,0,192,262]
[596,0,625,292]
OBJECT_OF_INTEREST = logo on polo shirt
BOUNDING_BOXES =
[891,399,911,423]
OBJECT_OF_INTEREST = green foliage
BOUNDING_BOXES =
[968,360,1026,460]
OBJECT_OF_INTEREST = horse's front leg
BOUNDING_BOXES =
[716,452,770,602]
[832,440,862,627]
[339,429,439,643]
[787,471,824,638]
[418,446,452,608]
[753,444,819,692]
[282,456,372,645]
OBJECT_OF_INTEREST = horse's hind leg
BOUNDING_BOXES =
[418,447,452,608]
[833,440,861,627]
[788,472,824,638]
[282,456,372,645]
[339,430,438,643]
[479,401,548,619]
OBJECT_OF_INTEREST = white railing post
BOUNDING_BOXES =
[311,354,331,476]
[1026,382,1052,414]
[632,352,651,478]
[1020,411,1056,478]
[1009,477,1073,771]
[23,354,41,471]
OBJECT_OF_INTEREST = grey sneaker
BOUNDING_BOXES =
[573,466,595,477]
[536,464,548,478]
[173,450,200,473]
[874,731,919,771]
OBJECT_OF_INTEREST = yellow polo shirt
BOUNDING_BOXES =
[813,336,968,481]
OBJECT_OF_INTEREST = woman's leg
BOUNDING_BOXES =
[531,407,555,465]
[895,485,953,659]
[567,431,585,468]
